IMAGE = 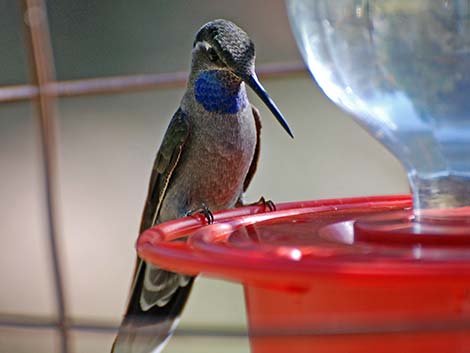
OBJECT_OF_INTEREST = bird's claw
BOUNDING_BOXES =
[186,203,214,224]
[253,196,276,212]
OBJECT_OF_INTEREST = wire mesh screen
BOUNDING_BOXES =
[0,1,308,352]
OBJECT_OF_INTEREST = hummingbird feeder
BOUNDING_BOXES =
[137,1,470,352]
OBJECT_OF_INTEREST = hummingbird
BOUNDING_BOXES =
[111,19,293,353]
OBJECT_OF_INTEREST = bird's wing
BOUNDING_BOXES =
[243,105,262,192]
[127,107,190,298]
[112,109,191,353]
[139,108,190,233]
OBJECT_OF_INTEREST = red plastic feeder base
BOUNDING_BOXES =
[137,195,470,353]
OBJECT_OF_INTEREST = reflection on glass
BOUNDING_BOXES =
[288,0,470,218]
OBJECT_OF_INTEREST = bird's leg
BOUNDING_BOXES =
[245,196,277,212]
[185,203,214,224]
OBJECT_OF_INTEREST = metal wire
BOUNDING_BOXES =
[20,0,69,352]
[0,62,307,103]
[3,313,470,339]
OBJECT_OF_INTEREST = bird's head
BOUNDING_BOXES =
[190,19,293,138]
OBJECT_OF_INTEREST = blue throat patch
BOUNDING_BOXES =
[194,70,248,114]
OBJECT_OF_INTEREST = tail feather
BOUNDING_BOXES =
[112,260,194,353]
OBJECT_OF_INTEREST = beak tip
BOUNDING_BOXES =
[278,115,294,139]
[245,74,294,139]
[284,127,294,139]
[286,126,294,139]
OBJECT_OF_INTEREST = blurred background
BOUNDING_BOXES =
[0,1,408,352]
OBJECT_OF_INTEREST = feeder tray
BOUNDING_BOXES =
[137,195,470,353]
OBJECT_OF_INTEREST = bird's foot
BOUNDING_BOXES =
[250,196,276,212]
[185,203,214,224]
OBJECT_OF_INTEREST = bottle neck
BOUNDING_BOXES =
[409,172,470,223]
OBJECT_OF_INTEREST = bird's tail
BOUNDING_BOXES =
[111,260,194,353]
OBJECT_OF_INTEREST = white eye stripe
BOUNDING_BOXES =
[194,40,211,51]
[194,40,221,63]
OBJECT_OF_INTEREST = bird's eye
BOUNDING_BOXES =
[207,47,219,62]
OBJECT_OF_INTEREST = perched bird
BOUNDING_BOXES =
[112,19,293,353]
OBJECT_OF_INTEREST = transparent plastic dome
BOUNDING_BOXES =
[287,0,470,222]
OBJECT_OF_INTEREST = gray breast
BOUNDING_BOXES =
[158,105,257,223]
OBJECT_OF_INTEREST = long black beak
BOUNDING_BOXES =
[245,74,294,138]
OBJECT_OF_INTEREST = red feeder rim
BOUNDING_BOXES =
[137,195,470,287]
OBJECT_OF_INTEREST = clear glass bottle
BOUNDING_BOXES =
[287,0,470,222]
